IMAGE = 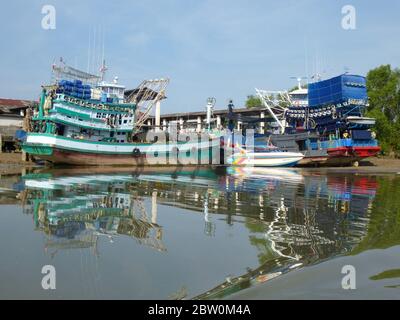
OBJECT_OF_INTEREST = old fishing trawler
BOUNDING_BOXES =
[256,74,381,166]
[22,60,220,165]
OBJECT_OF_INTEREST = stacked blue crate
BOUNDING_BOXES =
[57,79,92,100]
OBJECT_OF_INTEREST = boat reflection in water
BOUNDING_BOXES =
[20,172,168,254]
[17,166,378,299]
[192,167,377,299]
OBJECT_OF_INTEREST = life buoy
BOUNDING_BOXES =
[132,148,141,157]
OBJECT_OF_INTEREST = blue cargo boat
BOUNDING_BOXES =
[257,74,380,166]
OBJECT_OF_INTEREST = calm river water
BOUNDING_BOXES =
[0,166,399,299]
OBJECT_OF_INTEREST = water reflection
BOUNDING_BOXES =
[10,166,380,298]
[20,173,166,254]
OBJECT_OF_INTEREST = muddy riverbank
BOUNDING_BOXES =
[1,153,400,176]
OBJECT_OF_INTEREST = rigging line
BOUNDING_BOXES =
[87,27,91,73]
[93,26,96,75]
[304,36,309,84]
[97,24,101,76]
[100,26,105,72]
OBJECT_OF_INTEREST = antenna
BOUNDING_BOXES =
[290,76,308,90]
[92,26,96,75]
[304,36,309,84]
[87,28,91,73]
[100,60,108,81]
[97,25,102,76]
[101,26,105,73]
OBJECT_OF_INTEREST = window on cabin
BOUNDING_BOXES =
[124,120,127,124]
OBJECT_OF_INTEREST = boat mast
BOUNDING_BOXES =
[51,58,101,85]
[125,78,170,134]
[255,89,291,134]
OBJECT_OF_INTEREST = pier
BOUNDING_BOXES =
[149,105,270,133]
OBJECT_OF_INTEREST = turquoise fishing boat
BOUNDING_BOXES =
[22,60,221,165]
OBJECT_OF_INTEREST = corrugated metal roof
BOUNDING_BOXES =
[0,98,34,108]
[0,98,35,114]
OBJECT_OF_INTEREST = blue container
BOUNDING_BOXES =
[15,129,27,141]
[308,74,367,107]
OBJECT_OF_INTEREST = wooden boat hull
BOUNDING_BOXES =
[299,145,381,166]
[22,133,221,166]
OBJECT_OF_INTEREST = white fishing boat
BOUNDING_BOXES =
[227,146,304,167]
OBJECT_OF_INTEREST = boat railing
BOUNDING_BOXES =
[309,138,378,150]
[351,139,379,147]
[54,94,136,112]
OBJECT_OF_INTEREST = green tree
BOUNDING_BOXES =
[366,65,400,155]
[245,95,262,108]
[366,65,400,121]
[288,83,308,92]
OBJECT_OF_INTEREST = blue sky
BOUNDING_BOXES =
[0,0,399,113]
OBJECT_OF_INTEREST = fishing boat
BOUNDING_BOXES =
[227,145,304,167]
[256,74,381,166]
[22,60,221,166]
